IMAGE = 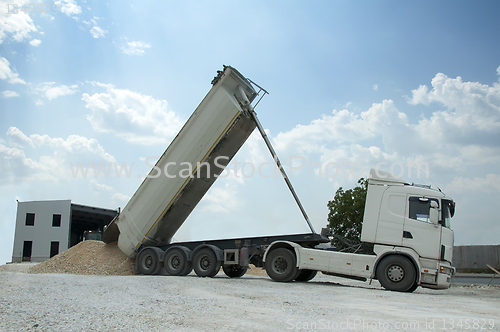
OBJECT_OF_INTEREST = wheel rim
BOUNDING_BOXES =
[169,255,181,270]
[272,256,288,274]
[200,256,211,271]
[387,264,405,282]
[145,255,153,269]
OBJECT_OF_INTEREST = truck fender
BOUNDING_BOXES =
[263,241,302,267]
[372,246,422,284]
[162,245,192,262]
[191,244,224,262]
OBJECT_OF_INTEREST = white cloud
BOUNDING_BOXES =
[200,181,241,214]
[0,57,26,84]
[111,192,130,202]
[55,0,82,16]
[7,127,114,161]
[33,82,78,100]
[244,130,270,166]
[90,26,107,38]
[83,16,100,26]
[121,40,151,56]
[1,127,115,184]
[29,39,41,47]
[408,84,429,105]
[90,179,114,192]
[6,127,34,147]
[2,90,20,98]
[373,84,378,90]
[446,174,500,194]
[0,2,37,44]
[274,99,408,154]
[82,83,184,145]
[272,68,500,182]
[459,145,500,165]
[410,72,500,148]
[317,143,396,180]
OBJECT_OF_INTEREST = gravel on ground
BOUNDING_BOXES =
[2,241,499,331]
[1,267,499,331]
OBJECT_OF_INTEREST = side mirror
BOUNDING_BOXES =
[429,200,439,225]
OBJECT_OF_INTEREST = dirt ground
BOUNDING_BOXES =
[1,264,499,331]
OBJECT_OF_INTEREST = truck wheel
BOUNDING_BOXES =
[223,265,247,278]
[137,247,163,275]
[376,255,416,292]
[193,248,221,278]
[406,282,419,293]
[164,248,192,276]
[265,248,298,282]
[294,269,317,282]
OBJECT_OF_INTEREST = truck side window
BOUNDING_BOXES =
[408,197,439,223]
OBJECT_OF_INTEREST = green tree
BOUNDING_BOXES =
[326,178,373,254]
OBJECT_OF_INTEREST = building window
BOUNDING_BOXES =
[25,213,35,226]
[23,241,32,261]
[52,214,61,227]
[50,242,59,258]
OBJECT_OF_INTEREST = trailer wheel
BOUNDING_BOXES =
[181,264,193,276]
[164,248,192,276]
[193,248,221,278]
[376,255,416,292]
[265,248,298,282]
[222,265,247,278]
[294,269,317,282]
[137,247,163,275]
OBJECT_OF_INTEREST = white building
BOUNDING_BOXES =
[12,200,118,263]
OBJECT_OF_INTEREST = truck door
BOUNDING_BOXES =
[439,199,454,263]
[402,196,441,260]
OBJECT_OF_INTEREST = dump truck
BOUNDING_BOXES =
[103,66,455,292]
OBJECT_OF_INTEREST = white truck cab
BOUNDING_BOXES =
[263,169,455,292]
[361,169,455,289]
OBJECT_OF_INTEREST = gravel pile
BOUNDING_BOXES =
[245,265,267,277]
[28,240,134,275]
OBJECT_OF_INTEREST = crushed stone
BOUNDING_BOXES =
[28,240,134,275]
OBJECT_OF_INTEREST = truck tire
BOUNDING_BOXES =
[137,247,163,275]
[222,265,247,278]
[164,248,192,276]
[193,248,221,278]
[406,282,419,293]
[376,255,416,292]
[265,248,298,282]
[294,269,317,282]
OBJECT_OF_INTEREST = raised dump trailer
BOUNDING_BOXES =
[104,66,456,292]
[103,66,267,255]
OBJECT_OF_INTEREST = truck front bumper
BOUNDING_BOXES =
[421,262,454,289]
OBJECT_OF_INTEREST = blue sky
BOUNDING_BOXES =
[1,0,500,265]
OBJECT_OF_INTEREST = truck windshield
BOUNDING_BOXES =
[441,199,455,229]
